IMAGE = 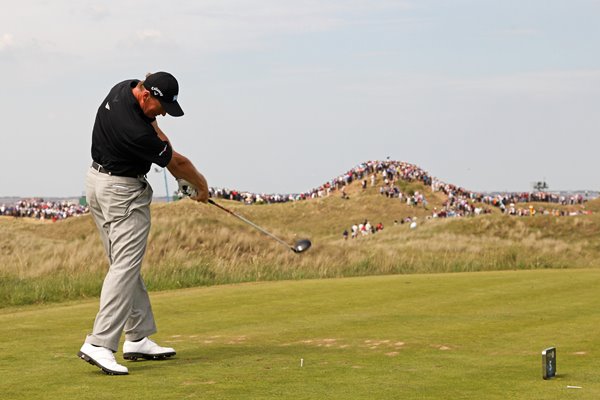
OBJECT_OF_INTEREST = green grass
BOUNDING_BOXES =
[2,269,600,399]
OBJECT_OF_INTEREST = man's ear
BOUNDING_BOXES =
[140,89,152,106]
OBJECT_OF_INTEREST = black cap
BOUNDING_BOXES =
[143,72,184,117]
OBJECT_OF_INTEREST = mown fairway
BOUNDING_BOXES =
[2,269,600,399]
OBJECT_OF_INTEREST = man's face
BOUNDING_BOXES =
[141,91,166,118]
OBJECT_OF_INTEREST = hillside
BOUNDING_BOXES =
[4,159,591,222]
[1,176,598,307]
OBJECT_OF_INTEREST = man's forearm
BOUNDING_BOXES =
[167,152,209,202]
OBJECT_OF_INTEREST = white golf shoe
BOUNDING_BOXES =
[78,343,129,375]
[123,337,176,361]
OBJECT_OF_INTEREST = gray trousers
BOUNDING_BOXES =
[84,167,157,352]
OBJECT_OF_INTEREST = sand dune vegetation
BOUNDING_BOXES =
[1,179,598,307]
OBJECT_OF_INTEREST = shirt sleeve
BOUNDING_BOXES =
[129,132,173,168]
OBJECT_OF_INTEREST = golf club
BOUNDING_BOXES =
[208,199,312,254]
[176,179,311,253]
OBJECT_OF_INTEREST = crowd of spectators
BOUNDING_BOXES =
[430,190,588,219]
[343,219,384,239]
[361,160,589,219]
[0,199,88,221]
[208,188,306,204]
[209,159,589,216]
[6,160,592,223]
[208,160,433,205]
[503,204,591,217]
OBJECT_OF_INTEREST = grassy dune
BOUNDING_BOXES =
[2,270,600,399]
[1,181,598,307]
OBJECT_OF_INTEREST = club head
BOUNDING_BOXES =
[292,239,312,254]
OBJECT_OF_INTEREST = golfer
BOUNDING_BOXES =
[78,71,208,375]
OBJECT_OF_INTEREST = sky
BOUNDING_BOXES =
[1,0,599,198]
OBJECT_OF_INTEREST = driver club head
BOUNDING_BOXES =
[292,239,312,254]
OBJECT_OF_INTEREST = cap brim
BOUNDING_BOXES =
[160,100,184,117]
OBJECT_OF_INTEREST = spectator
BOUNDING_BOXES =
[0,198,88,221]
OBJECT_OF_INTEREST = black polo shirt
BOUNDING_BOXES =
[91,79,173,177]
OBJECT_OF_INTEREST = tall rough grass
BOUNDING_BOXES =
[1,184,598,307]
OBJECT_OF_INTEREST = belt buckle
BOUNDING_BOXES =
[93,162,111,175]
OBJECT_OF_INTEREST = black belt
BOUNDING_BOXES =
[91,161,142,178]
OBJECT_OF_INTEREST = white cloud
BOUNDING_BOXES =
[0,33,15,51]
[0,1,417,59]
[136,29,163,42]
[118,29,174,53]
[87,4,110,21]
[169,0,416,52]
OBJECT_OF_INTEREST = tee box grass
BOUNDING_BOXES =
[1,269,600,399]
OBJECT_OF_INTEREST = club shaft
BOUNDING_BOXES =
[208,199,292,249]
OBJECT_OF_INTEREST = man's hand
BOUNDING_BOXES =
[177,178,209,203]
[168,152,209,203]
[190,175,209,203]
